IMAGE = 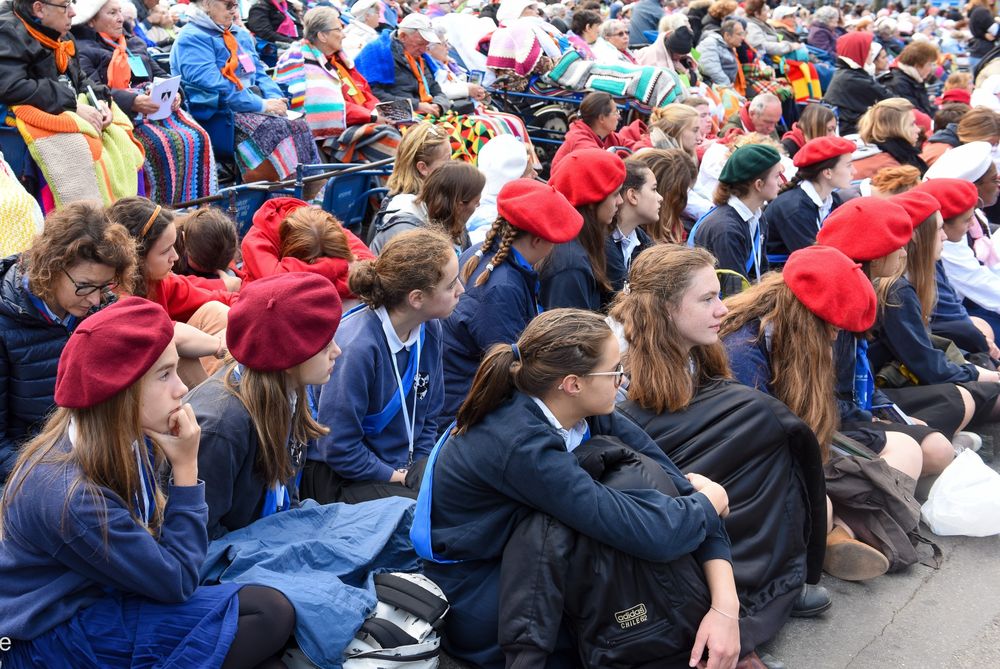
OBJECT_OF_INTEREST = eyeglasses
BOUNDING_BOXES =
[609,31,628,36]
[220,0,238,10]
[38,0,76,11]
[586,362,627,388]
[63,268,117,297]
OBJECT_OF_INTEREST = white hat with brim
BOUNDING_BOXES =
[925,142,995,182]
[72,0,110,25]
[772,5,801,20]
[398,12,441,42]
[350,0,381,18]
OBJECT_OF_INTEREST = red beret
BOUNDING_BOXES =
[55,297,174,409]
[816,197,913,262]
[498,179,583,243]
[548,148,626,207]
[227,273,343,372]
[784,246,877,333]
[913,110,932,136]
[793,136,856,168]
[941,88,972,105]
[914,178,980,220]
[889,191,940,229]
[252,197,309,232]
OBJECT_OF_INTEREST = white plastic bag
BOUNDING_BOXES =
[921,450,1000,537]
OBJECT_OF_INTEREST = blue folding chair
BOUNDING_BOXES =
[294,162,394,234]
[0,104,32,183]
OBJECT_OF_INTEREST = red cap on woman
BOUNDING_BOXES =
[816,197,913,262]
[784,246,878,333]
[548,148,627,207]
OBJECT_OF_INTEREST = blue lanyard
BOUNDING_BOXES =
[134,438,156,528]
[509,247,542,315]
[411,423,460,564]
[854,338,874,412]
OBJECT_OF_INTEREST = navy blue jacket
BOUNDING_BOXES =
[428,392,731,565]
[932,261,971,322]
[605,227,654,293]
[0,435,210,639]
[440,246,539,431]
[0,256,79,479]
[691,204,769,280]
[869,276,979,384]
[539,239,607,312]
[765,186,844,258]
[309,308,444,481]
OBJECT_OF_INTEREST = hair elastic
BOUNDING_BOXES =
[140,205,162,240]
[622,281,631,295]
[485,262,496,273]
[510,343,521,362]
[474,249,484,258]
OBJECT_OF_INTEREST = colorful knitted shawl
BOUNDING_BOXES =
[11,99,145,207]
[275,40,347,137]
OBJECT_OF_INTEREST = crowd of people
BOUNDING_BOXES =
[4,0,1000,668]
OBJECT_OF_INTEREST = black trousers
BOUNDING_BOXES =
[299,459,425,504]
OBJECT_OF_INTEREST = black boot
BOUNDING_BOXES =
[789,583,832,618]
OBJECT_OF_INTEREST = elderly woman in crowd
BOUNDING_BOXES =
[823,30,892,136]
[807,5,840,58]
[275,6,401,164]
[427,26,489,106]
[744,0,803,59]
[592,19,636,63]
[884,41,941,118]
[71,0,216,204]
[342,0,381,60]
[567,9,602,60]
[170,0,320,183]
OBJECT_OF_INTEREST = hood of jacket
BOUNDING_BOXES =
[836,31,873,68]
[781,123,806,149]
[250,197,311,245]
[476,134,528,204]
[928,123,961,148]
[384,193,427,219]
[0,255,41,326]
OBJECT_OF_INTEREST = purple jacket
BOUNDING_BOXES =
[807,23,838,56]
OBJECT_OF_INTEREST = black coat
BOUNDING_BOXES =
[0,7,110,114]
[765,186,844,258]
[499,436,713,668]
[884,67,935,118]
[822,63,893,136]
[70,25,167,118]
[618,380,828,654]
[969,6,995,59]
[0,256,88,478]
[605,227,654,295]
[246,0,302,45]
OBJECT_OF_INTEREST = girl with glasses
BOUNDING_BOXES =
[420,308,737,669]
[0,201,134,485]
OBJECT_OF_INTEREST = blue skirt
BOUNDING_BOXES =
[3,584,241,669]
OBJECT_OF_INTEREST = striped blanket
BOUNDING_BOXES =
[543,49,686,109]
[11,100,144,208]
[275,41,348,137]
[134,108,217,205]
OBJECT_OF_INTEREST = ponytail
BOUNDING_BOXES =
[453,344,519,434]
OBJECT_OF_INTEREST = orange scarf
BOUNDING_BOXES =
[330,56,367,105]
[220,29,244,90]
[100,32,132,89]
[732,48,746,97]
[404,51,432,104]
[16,13,75,73]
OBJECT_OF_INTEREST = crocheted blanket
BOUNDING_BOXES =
[0,151,43,257]
[12,101,144,207]
[543,49,686,108]
[275,41,347,137]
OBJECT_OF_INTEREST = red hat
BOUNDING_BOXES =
[498,179,583,243]
[792,136,856,168]
[55,297,174,409]
[816,196,913,261]
[784,246,877,333]
[914,178,980,220]
[252,197,309,233]
[227,273,343,372]
[913,110,932,137]
[889,191,940,229]
[941,88,972,105]
[548,148,626,207]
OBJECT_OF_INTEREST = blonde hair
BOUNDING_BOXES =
[649,104,699,158]
[386,123,452,196]
[859,98,916,145]
[870,165,922,195]
[944,71,972,91]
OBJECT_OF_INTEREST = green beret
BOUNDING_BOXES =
[719,144,782,185]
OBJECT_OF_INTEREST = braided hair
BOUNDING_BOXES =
[460,217,524,287]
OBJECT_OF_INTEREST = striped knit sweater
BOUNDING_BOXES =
[275,40,347,137]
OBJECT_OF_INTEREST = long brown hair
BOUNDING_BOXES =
[173,208,239,275]
[279,206,355,262]
[461,218,525,288]
[905,212,942,325]
[609,245,730,413]
[631,148,697,243]
[720,273,838,457]
[107,196,174,297]
[23,201,136,304]
[349,228,454,309]
[223,363,328,486]
[797,103,836,142]
[454,309,612,433]
[0,384,166,545]
[578,204,613,292]
[416,161,486,246]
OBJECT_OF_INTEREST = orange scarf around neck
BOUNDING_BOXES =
[732,48,747,97]
[330,56,367,105]
[404,51,432,104]
[17,13,75,73]
[220,28,244,90]
[100,32,132,89]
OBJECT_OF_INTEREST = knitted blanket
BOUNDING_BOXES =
[543,49,686,108]
[12,101,144,207]
[486,18,564,77]
[134,108,218,205]
[275,41,347,137]
[0,151,43,257]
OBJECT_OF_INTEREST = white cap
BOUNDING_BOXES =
[398,12,441,42]
[925,142,995,182]
[497,0,537,24]
[72,0,110,25]
[772,5,801,21]
[350,0,381,18]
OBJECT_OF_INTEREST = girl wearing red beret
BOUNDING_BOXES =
[720,246,904,582]
[0,297,294,668]
[186,273,344,539]
[612,245,831,656]
[303,229,463,503]
[765,136,856,259]
[109,197,236,389]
